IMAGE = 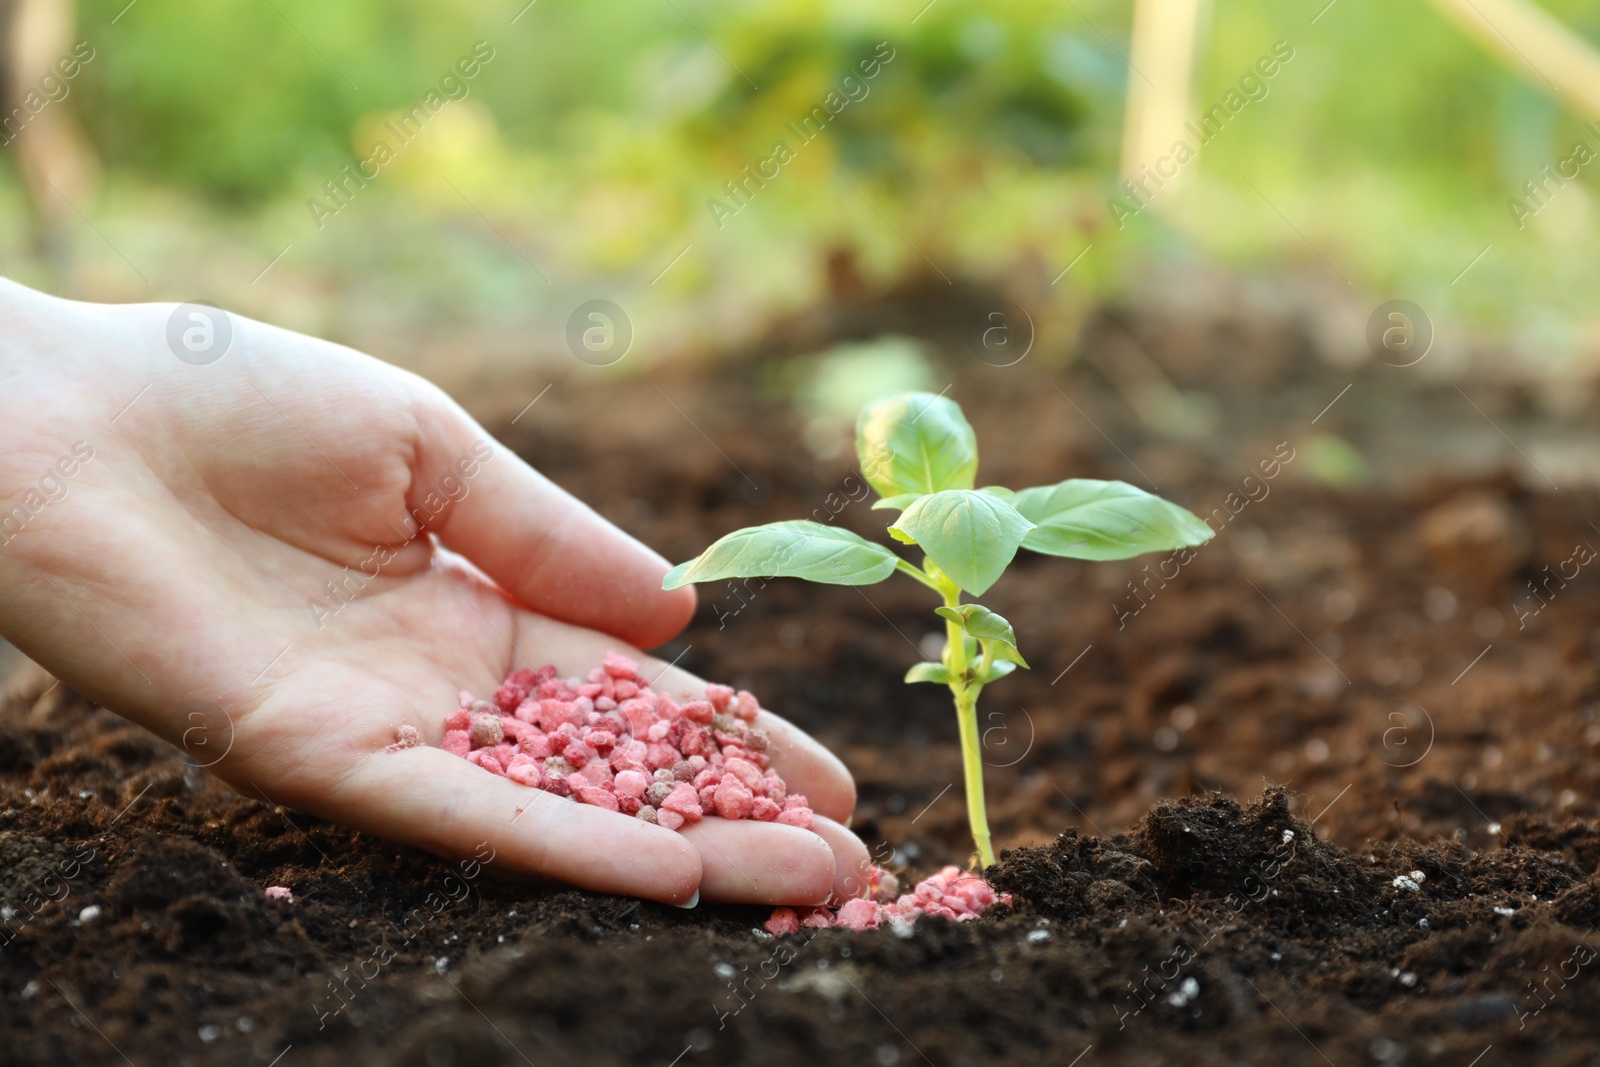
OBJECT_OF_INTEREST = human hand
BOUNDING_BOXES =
[0,280,870,907]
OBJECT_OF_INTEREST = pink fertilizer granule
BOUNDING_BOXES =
[264,886,294,903]
[764,864,1011,935]
[442,652,813,832]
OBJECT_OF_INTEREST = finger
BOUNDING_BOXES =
[323,743,703,906]
[410,385,696,649]
[510,619,858,822]
[678,818,836,906]
[808,814,875,903]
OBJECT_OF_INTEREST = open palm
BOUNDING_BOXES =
[0,282,868,906]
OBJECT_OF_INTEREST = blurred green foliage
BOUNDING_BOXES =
[12,0,1600,359]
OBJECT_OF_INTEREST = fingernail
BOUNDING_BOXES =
[672,889,700,910]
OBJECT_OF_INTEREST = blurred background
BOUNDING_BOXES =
[2,0,1600,392]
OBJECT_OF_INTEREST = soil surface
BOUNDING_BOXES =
[6,284,1600,1066]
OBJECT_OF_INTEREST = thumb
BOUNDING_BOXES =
[408,384,696,649]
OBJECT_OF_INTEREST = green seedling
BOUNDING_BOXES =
[663,392,1213,867]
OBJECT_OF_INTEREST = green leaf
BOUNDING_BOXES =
[663,521,899,589]
[856,392,979,499]
[871,493,922,512]
[905,662,953,685]
[1010,479,1214,561]
[978,486,1014,499]
[935,604,1029,668]
[889,490,1034,596]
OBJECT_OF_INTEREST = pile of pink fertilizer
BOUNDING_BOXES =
[765,865,1011,934]
[440,651,812,832]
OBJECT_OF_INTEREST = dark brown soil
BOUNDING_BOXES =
[6,287,1600,1066]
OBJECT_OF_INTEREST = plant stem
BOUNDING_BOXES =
[939,579,996,869]
[953,678,994,867]
[895,559,943,592]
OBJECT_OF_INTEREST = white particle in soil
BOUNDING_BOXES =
[1166,976,1200,1007]
[435,957,449,974]
[1417,917,1429,928]
[990,967,1004,982]
[198,1024,221,1043]
[714,962,736,979]
[1270,952,1282,961]
[77,905,101,923]
[1494,906,1516,917]
[1398,972,1418,987]
[1392,875,1422,892]
[1027,929,1050,944]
